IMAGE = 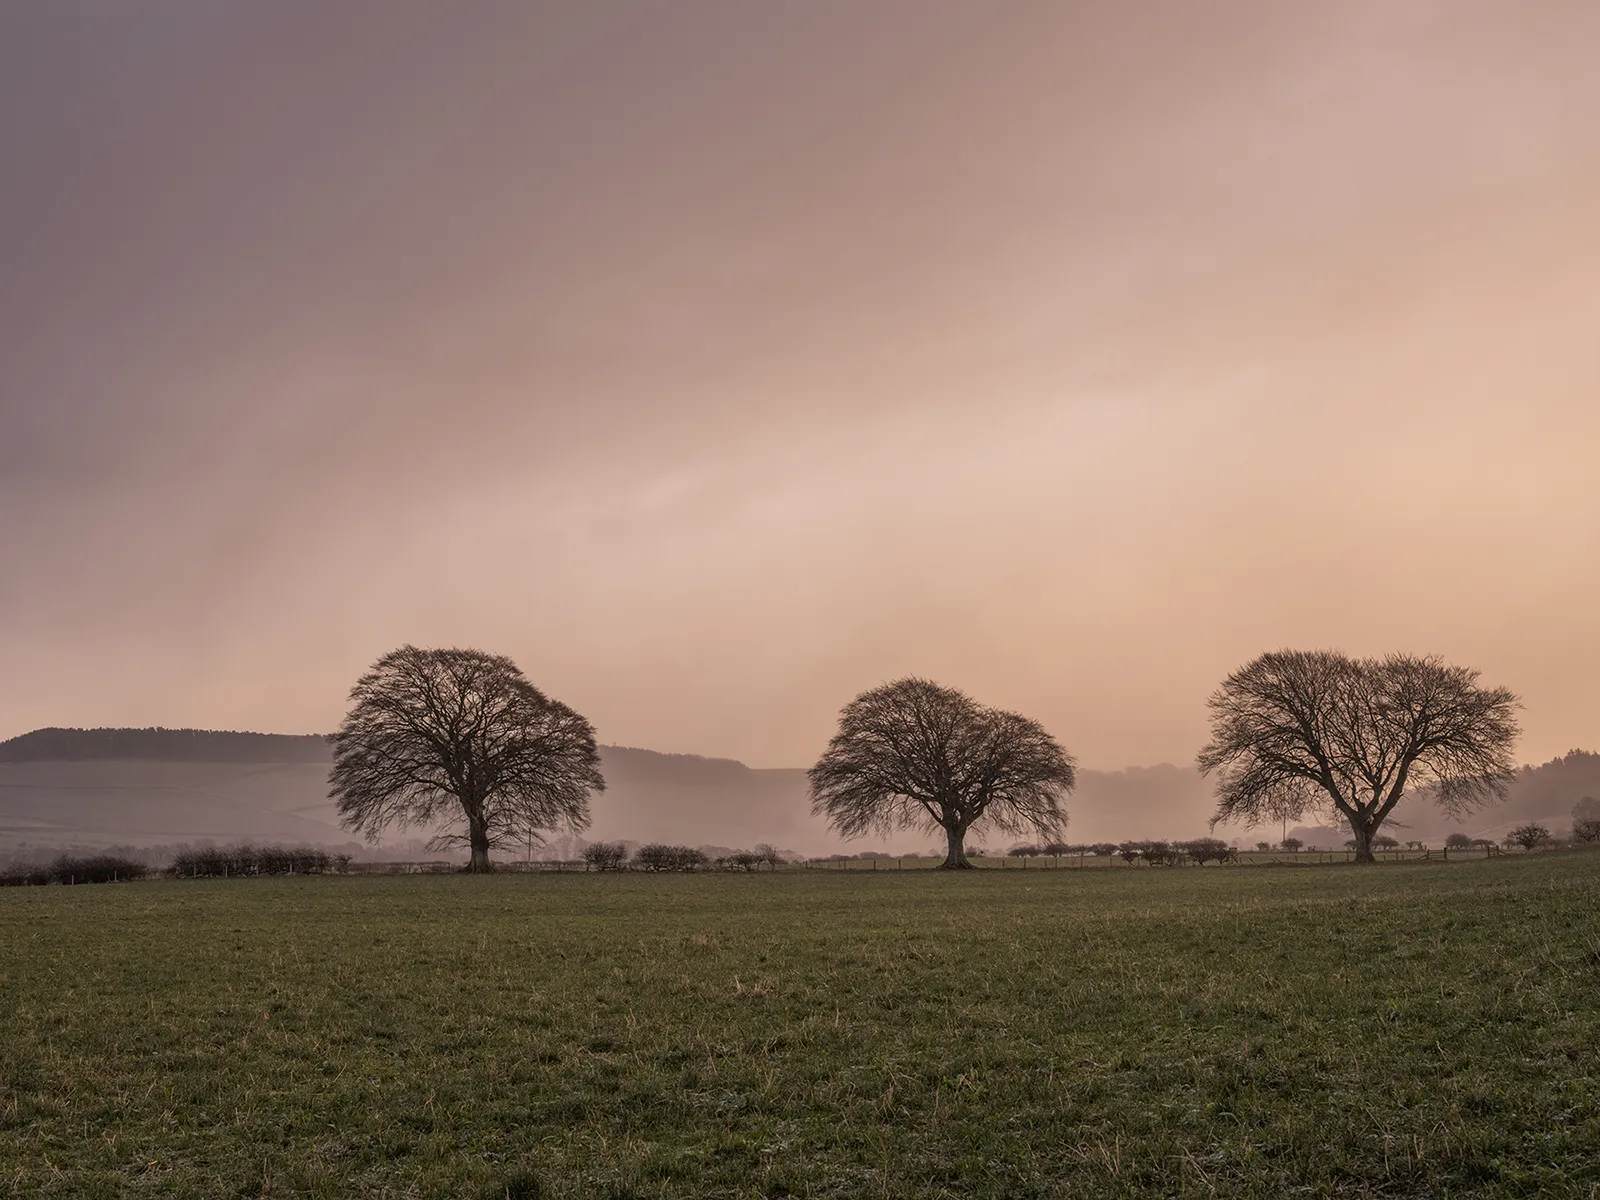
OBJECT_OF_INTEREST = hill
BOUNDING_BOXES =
[0,727,331,764]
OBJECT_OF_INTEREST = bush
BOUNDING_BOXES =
[581,841,629,871]
[1279,838,1303,852]
[169,844,334,878]
[724,851,762,872]
[1255,842,1272,852]
[1139,841,1180,867]
[1178,838,1234,865]
[1006,844,1041,857]
[1116,842,1142,864]
[632,844,707,872]
[0,854,148,887]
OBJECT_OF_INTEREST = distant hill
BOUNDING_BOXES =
[0,727,820,856]
[1383,750,1600,842]
[0,727,331,764]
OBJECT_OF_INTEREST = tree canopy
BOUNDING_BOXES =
[808,677,1075,869]
[329,646,605,871]
[1198,650,1519,862]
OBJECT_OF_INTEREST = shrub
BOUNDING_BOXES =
[1139,840,1180,867]
[1116,842,1142,864]
[169,844,333,878]
[632,844,707,872]
[725,851,762,872]
[0,854,148,887]
[1179,838,1233,865]
[1088,843,1120,858]
[581,842,629,872]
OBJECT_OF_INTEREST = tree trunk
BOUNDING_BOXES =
[1349,820,1377,864]
[939,824,973,870]
[466,810,493,873]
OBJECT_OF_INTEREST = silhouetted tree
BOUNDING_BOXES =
[1279,837,1303,852]
[582,841,629,871]
[808,678,1075,869]
[1179,837,1233,865]
[330,646,605,873]
[1572,797,1600,844]
[1139,840,1179,867]
[1199,651,1519,863]
[1507,823,1550,852]
[753,843,783,870]
[1444,832,1474,849]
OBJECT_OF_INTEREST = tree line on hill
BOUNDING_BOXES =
[0,727,332,763]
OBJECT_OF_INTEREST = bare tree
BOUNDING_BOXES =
[1507,823,1551,851]
[581,841,629,872]
[330,646,605,872]
[753,842,783,870]
[1198,650,1519,863]
[1572,797,1600,844]
[808,678,1075,869]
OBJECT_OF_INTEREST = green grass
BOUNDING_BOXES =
[3,855,1599,1198]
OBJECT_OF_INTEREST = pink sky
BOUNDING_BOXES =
[3,2,1597,768]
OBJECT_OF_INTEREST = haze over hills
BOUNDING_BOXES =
[1,728,1596,859]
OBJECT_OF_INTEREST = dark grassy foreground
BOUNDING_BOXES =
[2,857,1599,1198]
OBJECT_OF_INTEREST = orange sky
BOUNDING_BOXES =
[2,2,1597,769]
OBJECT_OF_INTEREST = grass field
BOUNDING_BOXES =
[3,855,1598,1198]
